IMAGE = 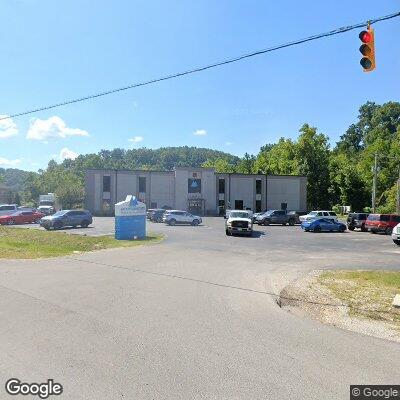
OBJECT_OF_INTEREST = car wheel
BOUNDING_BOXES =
[313,225,321,233]
[191,219,199,226]
[44,226,50,231]
[288,219,295,226]
[385,227,393,235]
[7,219,15,225]
[81,220,90,228]
[169,219,176,226]
[53,221,62,230]
[393,240,400,246]
[371,230,377,234]
[225,229,231,236]
[34,219,41,224]
[263,220,270,226]
[339,225,345,233]
[348,226,355,231]
[361,224,367,232]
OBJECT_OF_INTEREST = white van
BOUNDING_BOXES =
[0,204,18,216]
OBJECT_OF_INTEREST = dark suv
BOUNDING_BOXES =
[40,210,93,230]
[346,212,369,231]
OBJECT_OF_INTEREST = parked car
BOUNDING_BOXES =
[0,210,45,225]
[225,210,253,236]
[146,209,155,220]
[255,210,299,226]
[150,209,166,222]
[37,205,56,215]
[392,223,400,246]
[162,210,202,226]
[299,211,338,222]
[0,204,18,217]
[346,212,369,231]
[40,210,93,230]
[301,218,346,233]
[365,214,400,235]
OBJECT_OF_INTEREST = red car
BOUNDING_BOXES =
[365,214,400,235]
[0,210,45,225]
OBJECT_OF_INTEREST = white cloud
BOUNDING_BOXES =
[59,147,79,161]
[0,115,18,138]
[26,116,89,140]
[225,141,233,146]
[0,157,21,166]
[193,129,207,136]
[129,136,143,143]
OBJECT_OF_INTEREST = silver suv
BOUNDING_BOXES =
[163,210,202,226]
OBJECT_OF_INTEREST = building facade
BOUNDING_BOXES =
[85,167,307,215]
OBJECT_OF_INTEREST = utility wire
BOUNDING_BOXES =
[1,10,399,121]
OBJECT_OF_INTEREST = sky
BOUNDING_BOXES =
[0,0,399,171]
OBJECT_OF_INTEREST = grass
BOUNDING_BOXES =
[0,227,163,259]
[318,270,400,329]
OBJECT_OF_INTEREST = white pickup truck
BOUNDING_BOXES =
[225,210,253,236]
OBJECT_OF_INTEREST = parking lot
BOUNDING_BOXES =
[1,217,400,399]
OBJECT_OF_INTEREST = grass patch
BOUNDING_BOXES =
[318,270,400,329]
[0,227,163,259]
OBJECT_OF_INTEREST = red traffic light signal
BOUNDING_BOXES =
[359,27,375,72]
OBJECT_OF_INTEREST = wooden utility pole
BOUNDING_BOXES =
[372,153,378,212]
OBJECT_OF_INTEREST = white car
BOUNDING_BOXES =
[392,223,400,246]
[0,204,18,217]
[299,211,338,222]
[225,210,253,236]
[162,210,202,226]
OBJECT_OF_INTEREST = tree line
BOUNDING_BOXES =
[1,101,399,212]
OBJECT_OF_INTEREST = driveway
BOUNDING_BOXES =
[0,218,399,399]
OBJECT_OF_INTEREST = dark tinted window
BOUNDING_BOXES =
[103,175,111,192]
[328,212,337,216]
[392,215,400,222]
[256,180,262,195]
[22,212,33,215]
[188,178,201,193]
[0,205,16,211]
[218,179,225,194]
[139,177,146,192]
[255,200,261,212]
[380,215,390,221]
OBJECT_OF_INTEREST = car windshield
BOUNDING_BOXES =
[53,211,68,217]
[230,212,249,218]
[309,211,318,216]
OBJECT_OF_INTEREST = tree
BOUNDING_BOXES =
[296,124,331,209]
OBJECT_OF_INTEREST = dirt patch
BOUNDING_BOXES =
[279,270,400,343]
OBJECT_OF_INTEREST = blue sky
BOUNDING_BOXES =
[0,0,399,171]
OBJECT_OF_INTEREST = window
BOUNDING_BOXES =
[256,200,261,212]
[0,205,16,211]
[323,212,329,216]
[103,175,111,192]
[393,215,400,222]
[235,200,243,210]
[151,202,157,208]
[139,177,146,193]
[256,180,262,195]
[218,179,225,194]
[188,178,201,193]
[281,202,287,210]
[329,212,337,216]
[381,215,390,221]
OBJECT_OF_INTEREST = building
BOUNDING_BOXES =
[85,167,307,216]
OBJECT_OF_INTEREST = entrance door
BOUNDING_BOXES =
[235,200,243,210]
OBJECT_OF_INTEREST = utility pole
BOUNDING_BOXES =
[372,153,378,213]
[397,167,400,214]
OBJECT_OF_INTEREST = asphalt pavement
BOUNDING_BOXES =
[1,217,399,399]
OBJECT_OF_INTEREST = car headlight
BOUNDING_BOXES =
[227,222,232,226]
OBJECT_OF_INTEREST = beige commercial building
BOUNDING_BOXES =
[85,167,307,216]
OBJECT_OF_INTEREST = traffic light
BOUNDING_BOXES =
[359,27,375,72]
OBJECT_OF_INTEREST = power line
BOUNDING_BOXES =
[1,10,399,121]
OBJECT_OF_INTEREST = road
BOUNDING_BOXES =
[1,218,399,399]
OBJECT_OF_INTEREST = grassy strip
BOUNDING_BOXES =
[318,270,400,329]
[0,227,163,259]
